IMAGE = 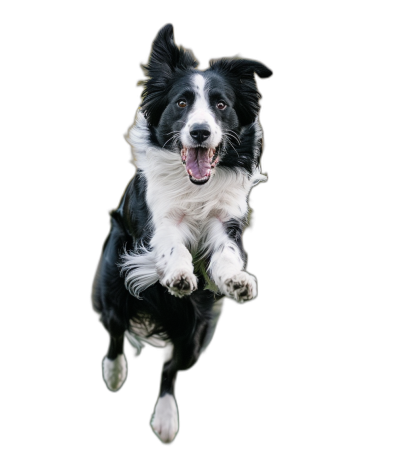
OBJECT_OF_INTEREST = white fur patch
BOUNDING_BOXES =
[102,354,127,392]
[150,394,179,443]
[120,245,158,298]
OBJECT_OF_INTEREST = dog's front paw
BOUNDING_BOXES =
[161,270,197,297]
[151,394,179,444]
[222,271,257,302]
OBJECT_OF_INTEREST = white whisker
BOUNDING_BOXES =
[224,135,240,159]
[224,130,241,145]
[163,134,180,148]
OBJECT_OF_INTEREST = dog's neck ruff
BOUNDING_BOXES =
[127,112,266,220]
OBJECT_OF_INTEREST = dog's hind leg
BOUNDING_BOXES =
[102,331,127,392]
[150,292,222,443]
[150,321,211,443]
[150,352,180,444]
[93,216,131,392]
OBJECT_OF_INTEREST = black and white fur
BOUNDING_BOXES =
[92,24,272,443]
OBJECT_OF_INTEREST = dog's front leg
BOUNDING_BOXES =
[206,218,257,302]
[152,219,197,297]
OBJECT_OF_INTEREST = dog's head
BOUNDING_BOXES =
[140,24,272,185]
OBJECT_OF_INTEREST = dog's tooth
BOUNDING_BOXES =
[188,169,193,176]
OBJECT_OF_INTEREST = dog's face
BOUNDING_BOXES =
[140,24,272,185]
[155,71,237,184]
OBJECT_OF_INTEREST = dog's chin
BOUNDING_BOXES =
[181,146,220,185]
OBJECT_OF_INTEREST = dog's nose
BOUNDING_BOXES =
[190,124,211,144]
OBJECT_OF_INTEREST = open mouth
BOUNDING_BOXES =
[181,147,220,185]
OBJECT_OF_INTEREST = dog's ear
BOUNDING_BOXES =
[140,24,198,125]
[209,58,272,125]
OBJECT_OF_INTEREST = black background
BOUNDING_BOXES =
[25,8,338,466]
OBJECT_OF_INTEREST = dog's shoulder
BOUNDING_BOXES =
[111,170,151,242]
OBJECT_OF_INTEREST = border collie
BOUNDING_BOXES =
[92,24,272,443]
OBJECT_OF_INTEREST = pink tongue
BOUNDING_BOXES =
[186,148,211,179]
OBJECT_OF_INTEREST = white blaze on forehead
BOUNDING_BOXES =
[192,74,209,114]
[180,73,222,149]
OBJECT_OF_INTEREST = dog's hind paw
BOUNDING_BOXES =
[162,270,197,297]
[223,271,257,302]
[150,394,179,444]
[102,354,127,392]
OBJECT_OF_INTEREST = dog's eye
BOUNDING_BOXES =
[177,100,187,108]
[216,101,227,110]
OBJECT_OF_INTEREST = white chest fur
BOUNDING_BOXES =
[144,146,252,231]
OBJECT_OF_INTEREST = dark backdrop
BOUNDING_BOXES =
[28,9,328,465]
